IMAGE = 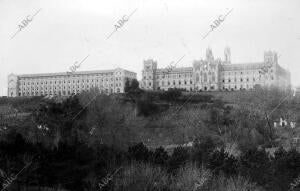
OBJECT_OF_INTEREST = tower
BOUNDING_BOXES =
[206,47,214,62]
[7,74,19,97]
[224,47,231,63]
[142,59,157,90]
[264,51,278,65]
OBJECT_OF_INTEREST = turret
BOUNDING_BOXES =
[224,47,231,64]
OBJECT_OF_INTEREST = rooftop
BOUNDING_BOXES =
[13,68,136,78]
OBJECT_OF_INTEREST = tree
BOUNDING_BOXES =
[131,79,139,91]
[192,136,217,165]
[124,78,140,93]
[31,96,85,148]
[151,147,169,166]
[207,148,238,176]
[238,148,271,186]
[128,143,151,162]
[160,88,182,103]
[270,148,300,191]
[168,147,189,173]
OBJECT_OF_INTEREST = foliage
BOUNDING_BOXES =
[0,87,300,190]
[151,147,169,166]
[209,175,264,191]
[207,148,238,176]
[128,142,151,162]
[113,162,169,191]
[159,88,182,102]
[136,99,160,117]
[239,148,271,186]
[192,136,217,165]
[124,78,140,93]
[170,163,211,191]
[167,147,189,173]
[269,148,300,191]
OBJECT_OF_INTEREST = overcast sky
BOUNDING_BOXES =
[0,0,299,96]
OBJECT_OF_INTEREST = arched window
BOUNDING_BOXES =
[196,73,200,82]
[212,73,215,82]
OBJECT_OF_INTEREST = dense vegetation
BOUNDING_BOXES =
[0,86,299,190]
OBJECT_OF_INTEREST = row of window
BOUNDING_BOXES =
[195,74,216,82]
[19,88,121,96]
[20,82,122,89]
[222,75,274,83]
[20,83,123,91]
[222,84,252,90]
[21,77,124,85]
[157,87,193,91]
[143,74,193,80]
[21,73,116,80]
[222,69,273,76]
[144,80,193,87]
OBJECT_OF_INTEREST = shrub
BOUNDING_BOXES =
[113,162,169,191]
[207,148,238,176]
[128,143,151,162]
[159,88,182,102]
[270,148,300,191]
[151,147,169,166]
[238,148,271,186]
[94,144,127,178]
[170,163,211,191]
[191,136,217,165]
[137,99,159,117]
[168,147,190,173]
[210,175,264,191]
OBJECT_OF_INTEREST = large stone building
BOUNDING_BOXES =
[141,47,291,91]
[7,68,136,97]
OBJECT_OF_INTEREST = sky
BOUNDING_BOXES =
[0,0,299,96]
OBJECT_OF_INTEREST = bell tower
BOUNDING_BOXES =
[206,47,214,62]
[142,59,157,90]
[224,47,231,64]
[264,51,278,65]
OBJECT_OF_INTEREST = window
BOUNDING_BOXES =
[196,74,200,82]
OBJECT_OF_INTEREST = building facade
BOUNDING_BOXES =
[8,68,137,97]
[141,47,291,91]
